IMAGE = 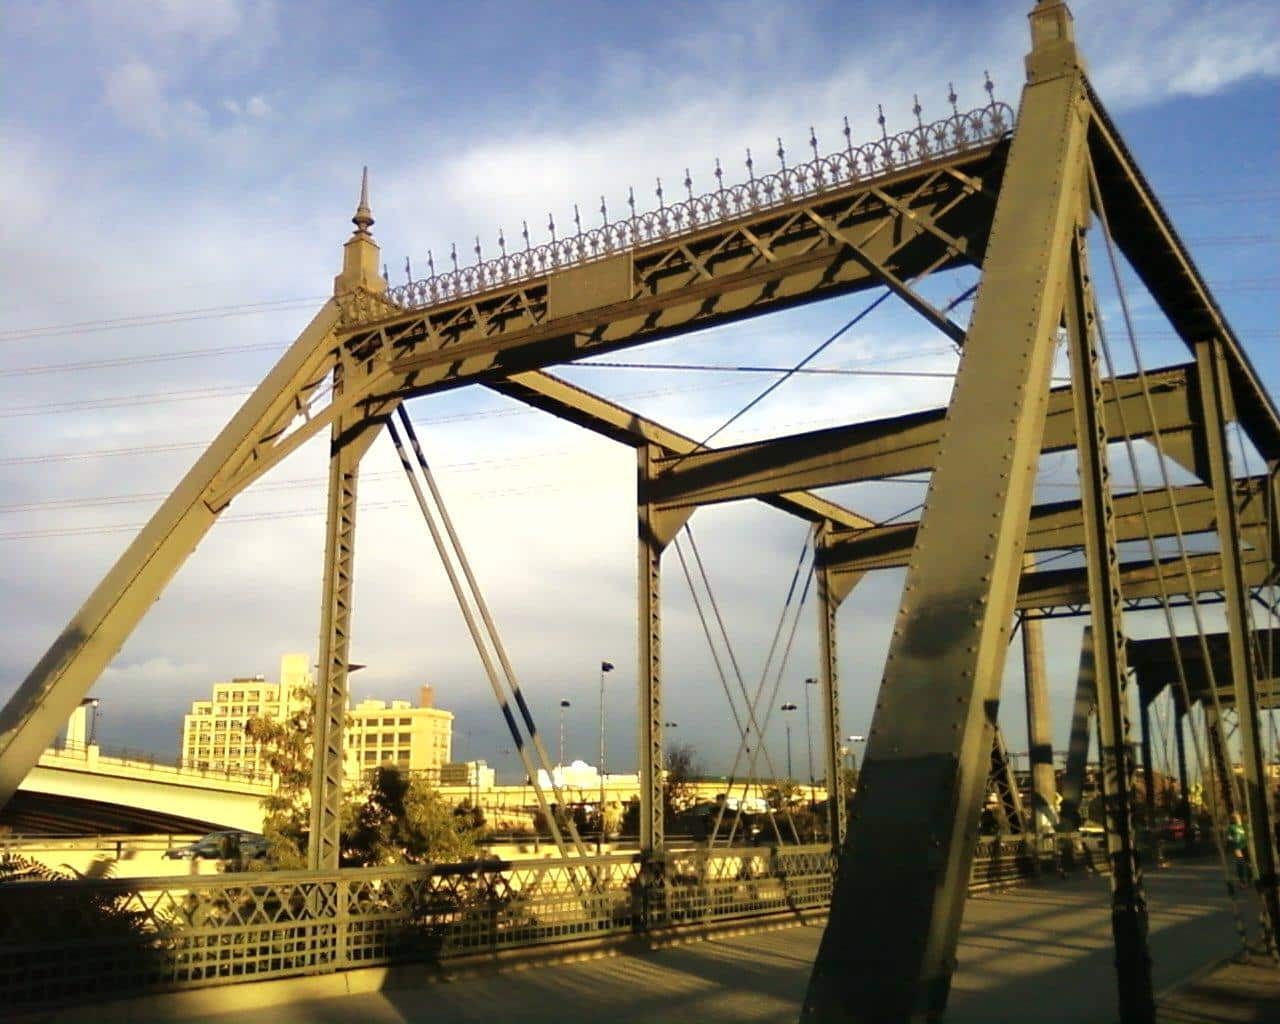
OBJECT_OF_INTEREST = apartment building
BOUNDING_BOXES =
[180,656,452,780]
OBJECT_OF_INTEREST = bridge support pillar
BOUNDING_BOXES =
[816,523,856,851]
[308,387,377,871]
[804,9,1108,1018]
[1059,629,1096,832]
[1195,339,1280,950]
[1021,604,1058,839]
[637,445,691,859]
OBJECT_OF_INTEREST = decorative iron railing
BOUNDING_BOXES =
[0,834,1100,1011]
[377,91,1015,317]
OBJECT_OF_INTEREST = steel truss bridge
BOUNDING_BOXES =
[1,3,1278,1021]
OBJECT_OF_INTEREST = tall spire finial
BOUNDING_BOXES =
[352,166,374,237]
[335,165,384,297]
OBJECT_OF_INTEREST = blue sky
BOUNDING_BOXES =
[0,1,1277,781]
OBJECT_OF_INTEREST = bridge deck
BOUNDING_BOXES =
[36,863,1270,1024]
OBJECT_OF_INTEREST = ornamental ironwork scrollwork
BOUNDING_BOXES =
[366,97,1014,323]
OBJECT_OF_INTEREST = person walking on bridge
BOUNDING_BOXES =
[1227,813,1250,888]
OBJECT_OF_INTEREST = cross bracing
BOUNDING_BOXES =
[0,2,1278,1021]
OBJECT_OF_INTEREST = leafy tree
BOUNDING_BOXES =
[663,743,700,824]
[765,779,802,811]
[244,689,480,868]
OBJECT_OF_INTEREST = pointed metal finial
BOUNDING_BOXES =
[548,212,556,242]
[714,157,724,191]
[627,186,636,218]
[498,228,507,256]
[913,94,924,128]
[351,165,374,236]
[450,243,458,272]
[745,147,755,181]
[683,168,693,200]
[877,104,888,142]
[809,126,819,161]
[843,115,853,156]
[474,235,482,262]
[655,177,665,208]
[404,257,412,283]
[947,82,959,115]
[427,249,435,276]
[983,70,995,104]
[776,137,786,171]
[522,220,531,250]
[382,263,389,282]
[600,195,609,225]
[573,203,582,233]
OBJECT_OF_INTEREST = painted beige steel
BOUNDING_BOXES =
[0,301,342,810]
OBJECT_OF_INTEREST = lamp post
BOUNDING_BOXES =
[804,677,818,812]
[558,699,571,769]
[598,660,614,853]
[780,703,798,780]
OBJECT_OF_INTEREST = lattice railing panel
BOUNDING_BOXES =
[0,838,1056,1009]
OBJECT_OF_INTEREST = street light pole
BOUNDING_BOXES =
[804,677,818,814]
[558,699,571,769]
[781,703,797,780]
[598,660,614,854]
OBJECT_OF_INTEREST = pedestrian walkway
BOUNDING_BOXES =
[35,863,1270,1024]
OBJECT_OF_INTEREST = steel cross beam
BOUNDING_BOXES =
[642,365,1193,512]
[191,156,1004,511]
[825,475,1269,576]
[1017,550,1270,613]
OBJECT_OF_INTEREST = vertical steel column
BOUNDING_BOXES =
[817,521,847,849]
[636,445,691,857]
[1174,704,1191,822]
[1205,705,1237,818]
[1196,338,1280,947]
[1022,607,1059,835]
[1139,695,1157,830]
[1065,219,1154,1020]
[803,11,1090,1017]
[308,383,363,871]
[1060,629,1096,832]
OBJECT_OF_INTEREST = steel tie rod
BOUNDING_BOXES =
[385,412,591,867]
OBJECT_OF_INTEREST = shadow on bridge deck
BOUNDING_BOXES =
[35,863,1266,1024]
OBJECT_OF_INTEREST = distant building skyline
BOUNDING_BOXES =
[180,654,453,780]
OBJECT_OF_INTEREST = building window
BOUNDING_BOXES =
[364,751,378,763]
[398,733,411,745]
[399,718,411,726]
[381,732,394,744]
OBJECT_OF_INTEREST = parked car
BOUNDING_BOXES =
[164,830,268,860]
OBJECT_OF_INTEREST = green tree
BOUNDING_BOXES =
[244,689,480,868]
[662,743,700,824]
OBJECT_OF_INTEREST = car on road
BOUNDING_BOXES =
[163,830,268,861]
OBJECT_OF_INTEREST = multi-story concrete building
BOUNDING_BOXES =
[181,657,452,780]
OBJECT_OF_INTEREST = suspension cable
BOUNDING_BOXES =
[723,556,816,846]
[671,537,789,846]
[704,530,814,847]
[387,411,593,867]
